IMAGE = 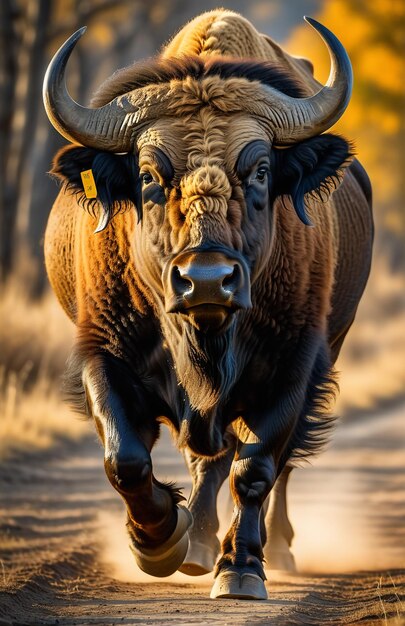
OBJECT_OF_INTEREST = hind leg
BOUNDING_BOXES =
[179,445,234,575]
[263,465,296,572]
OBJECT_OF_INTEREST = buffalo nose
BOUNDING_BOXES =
[173,261,240,302]
[165,251,252,313]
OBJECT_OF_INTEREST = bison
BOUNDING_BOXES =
[43,10,373,599]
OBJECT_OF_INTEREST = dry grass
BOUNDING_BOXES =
[336,258,405,413]
[0,279,89,459]
[0,278,74,385]
[337,308,405,413]
[376,574,405,626]
[0,372,90,459]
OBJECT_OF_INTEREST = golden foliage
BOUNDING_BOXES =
[285,0,405,239]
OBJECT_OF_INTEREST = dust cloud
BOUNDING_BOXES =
[98,404,404,581]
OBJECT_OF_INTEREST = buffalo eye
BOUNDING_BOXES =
[250,165,269,185]
[141,171,156,186]
[236,140,272,211]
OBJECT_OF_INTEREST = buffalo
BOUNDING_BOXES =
[43,10,373,599]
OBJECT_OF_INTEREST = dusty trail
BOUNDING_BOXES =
[0,404,404,625]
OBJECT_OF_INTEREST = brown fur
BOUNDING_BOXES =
[44,10,373,588]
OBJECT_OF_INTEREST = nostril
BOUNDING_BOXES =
[172,265,193,295]
[222,264,241,292]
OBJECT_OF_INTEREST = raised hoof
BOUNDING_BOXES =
[265,549,297,573]
[179,540,217,576]
[129,505,193,577]
[210,571,268,600]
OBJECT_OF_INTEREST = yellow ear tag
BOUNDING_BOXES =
[80,169,97,199]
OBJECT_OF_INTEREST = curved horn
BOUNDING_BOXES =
[269,17,353,145]
[43,28,139,151]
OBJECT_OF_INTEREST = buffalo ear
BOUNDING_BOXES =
[271,134,354,225]
[51,145,141,232]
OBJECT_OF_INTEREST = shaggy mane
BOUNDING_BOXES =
[91,55,306,107]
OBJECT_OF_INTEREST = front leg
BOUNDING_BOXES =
[211,336,335,599]
[83,354,192,576]
[211,435,277,600]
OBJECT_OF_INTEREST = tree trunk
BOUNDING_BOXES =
[0,0,19,281]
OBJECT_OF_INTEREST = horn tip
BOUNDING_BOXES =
[73,26,87,41]
[303,16,317,27]
[64,26,87,48]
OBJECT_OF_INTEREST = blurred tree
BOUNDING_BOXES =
[0,0,51,283]
[0,1,17,281]
[285,0,405,268]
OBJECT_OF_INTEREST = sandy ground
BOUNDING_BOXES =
[0,403,404,625]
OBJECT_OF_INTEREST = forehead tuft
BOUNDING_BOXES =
[91,56,305,109]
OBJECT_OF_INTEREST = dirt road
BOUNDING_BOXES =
[0,404,404,625]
